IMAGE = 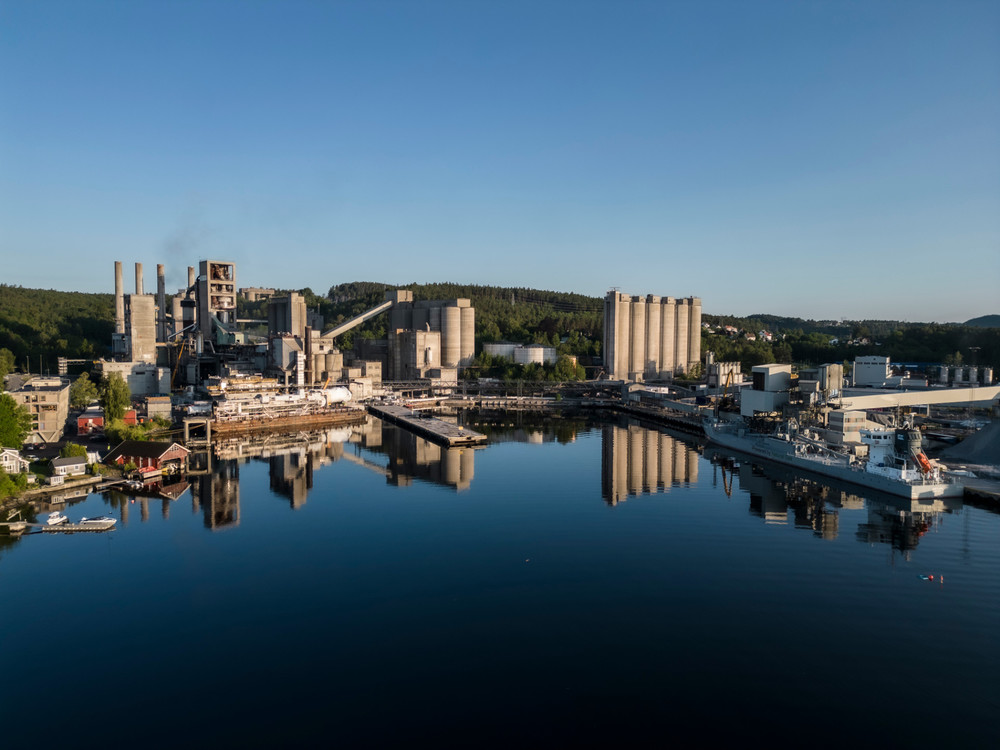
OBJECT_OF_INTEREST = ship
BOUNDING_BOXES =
[704,418,965,500]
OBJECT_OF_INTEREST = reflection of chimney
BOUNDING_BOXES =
[135,262,144,295]
[114,261,125,334]
[157,264,166,342]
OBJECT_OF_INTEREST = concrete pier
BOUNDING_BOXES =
[367,404,487,447]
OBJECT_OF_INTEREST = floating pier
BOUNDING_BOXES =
[367,404,487,447]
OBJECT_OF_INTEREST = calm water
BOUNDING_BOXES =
[2,415,998,747]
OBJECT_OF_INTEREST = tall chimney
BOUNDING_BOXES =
[187,266,196,289]
[157,263,167,342]
[114,261,125,334]
[135,262,144,295]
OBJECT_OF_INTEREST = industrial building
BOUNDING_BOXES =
[603,291,702,381]
[7,376,70,444]
[105,260,477,400]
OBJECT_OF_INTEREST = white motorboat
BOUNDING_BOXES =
[46,511,68,526]
[78,516,117,529]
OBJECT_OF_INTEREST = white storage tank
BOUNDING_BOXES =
[441,306,462,367]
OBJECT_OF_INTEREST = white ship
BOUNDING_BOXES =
[704,419,965,500]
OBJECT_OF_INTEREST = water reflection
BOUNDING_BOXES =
[601,422,699,505]
[705,448,962,553]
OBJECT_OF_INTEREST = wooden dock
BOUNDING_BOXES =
[367,404,487,447]
[37,520,116,533]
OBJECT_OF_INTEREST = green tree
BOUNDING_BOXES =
[70,372,99,409]
[99,373,131,422]
[60,443,89,459]
[0,347,15,384]
[0,394,32,449]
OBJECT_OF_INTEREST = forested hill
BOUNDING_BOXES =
[965,315,1000,328]
[0,285,114,372]
[324,282,604,356]
[2,282,998,376]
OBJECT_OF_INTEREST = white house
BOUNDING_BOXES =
[51,456,88,478]
[0,448,30,475]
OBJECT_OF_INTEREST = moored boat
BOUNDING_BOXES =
[46,511,68,526]
[704,418,964,500]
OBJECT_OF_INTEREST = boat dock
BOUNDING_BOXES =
[367,404,487,447]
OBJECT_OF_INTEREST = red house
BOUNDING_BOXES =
[77,407,139,435]
[104,440,190,474]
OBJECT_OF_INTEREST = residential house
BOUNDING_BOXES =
[104,441,190,474]
[51,456,88,478]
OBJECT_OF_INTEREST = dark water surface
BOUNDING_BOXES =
[2,417,998,747]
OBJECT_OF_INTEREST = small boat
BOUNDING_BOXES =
[78,516,117,528]
[46,511,69,526]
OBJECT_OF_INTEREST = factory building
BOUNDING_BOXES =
[603,292,702,380]
[385,291,475,380]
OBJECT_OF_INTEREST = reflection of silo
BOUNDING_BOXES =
[660,434,673,486]
[673,439,686,483]
[461,448,475,488]
[114,261,125,334]
[644,429,658,492]
[660,298,676,376]
[628,427,643,495]
[460,307,475,366]
[688,297,702,370]
[442,305,461,367]
[675,299,689,373]
[629,296,646,377]
[686,449,698,484]
[645,295,661,378]
[444,448,461,487]
[615,426,628,503]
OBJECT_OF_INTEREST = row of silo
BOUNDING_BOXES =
[939,365,995,386]
[603,291,702,380]
[388,297,476,373]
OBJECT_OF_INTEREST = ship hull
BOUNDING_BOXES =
[705,422,964,500]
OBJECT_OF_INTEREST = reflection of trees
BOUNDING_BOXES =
[601,421,699,506]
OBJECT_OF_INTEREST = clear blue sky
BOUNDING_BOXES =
[2,0,998,322]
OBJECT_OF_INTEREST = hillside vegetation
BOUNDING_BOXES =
[3,283,998,378]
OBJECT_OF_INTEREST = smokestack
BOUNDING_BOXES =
[135,262,144,296]
[114,261,125,334]
[157,264,166,342]
[187,266,196,289]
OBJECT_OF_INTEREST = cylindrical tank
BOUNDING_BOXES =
[688,297,702,372]
[615,295,631,379]
[660,298,676,377]
[114,261,125,334]
[629,296,646,377]
[429,306,442,333]
[460,307,475,367]
[966,367,976,384]
[983,367,994,385]
[674,299,690,374]
[938,366,949,384]
[645,295,661,378]
[442,306,461,367]
[326,352,344,379]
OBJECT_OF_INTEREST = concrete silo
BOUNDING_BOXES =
[688,297,702,371]
[645,295,661,379]
[629,295,646,378]
[441,305,462,367]
[674,299,689,374]
[660,298,676,377]
[460,304,475,366]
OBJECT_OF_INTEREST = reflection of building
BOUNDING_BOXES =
[856,498,958,557]
[354,418,476,491]
[191,459,240,530]
[601,423,698,505]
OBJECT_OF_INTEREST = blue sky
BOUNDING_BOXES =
[1,0,998,322]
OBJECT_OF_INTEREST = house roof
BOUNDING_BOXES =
[52,456,87,468]
[104,440,191,463]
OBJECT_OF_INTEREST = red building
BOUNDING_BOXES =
[77,407,139,435]
[104,441,190,474]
